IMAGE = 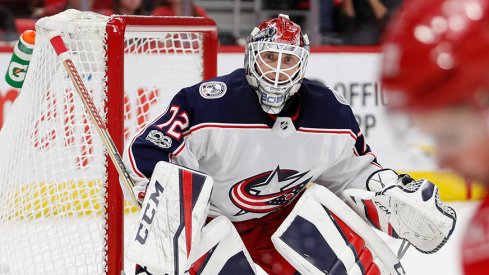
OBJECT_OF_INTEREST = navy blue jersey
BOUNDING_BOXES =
[125,68,381,221]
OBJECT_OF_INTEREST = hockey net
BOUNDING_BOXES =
[0,9,217,275]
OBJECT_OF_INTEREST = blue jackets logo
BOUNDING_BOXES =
[199,81,227,99]
[230,166,311,215]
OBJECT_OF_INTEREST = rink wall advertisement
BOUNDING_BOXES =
[0,48,483,200]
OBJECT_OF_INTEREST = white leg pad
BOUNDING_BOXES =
[271,184,406,275]
[126,161,213,275]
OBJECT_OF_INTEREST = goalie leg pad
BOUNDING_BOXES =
[126,161,214,275]
[187,216,257,274]
[272,184,406,275]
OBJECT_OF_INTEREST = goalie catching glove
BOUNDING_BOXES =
[342,169,457,254]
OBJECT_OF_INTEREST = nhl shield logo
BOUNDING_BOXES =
[280,121,288,130]
[199,81,227,99]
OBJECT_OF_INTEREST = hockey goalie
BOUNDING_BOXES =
[123,14,456,275]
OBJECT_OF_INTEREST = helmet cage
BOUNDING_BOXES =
[246,41,309,114]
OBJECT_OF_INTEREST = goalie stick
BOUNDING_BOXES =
[48,32,141,208]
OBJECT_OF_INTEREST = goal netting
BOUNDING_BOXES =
[0,9,217,275]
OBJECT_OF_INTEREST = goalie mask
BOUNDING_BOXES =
[245,14,310,114]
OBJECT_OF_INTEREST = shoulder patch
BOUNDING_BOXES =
[199,81,227,99]
[145,130,172,149]
[330,88,349,105]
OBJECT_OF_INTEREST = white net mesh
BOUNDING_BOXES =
[123,31,203,141]
[0,9,209,274]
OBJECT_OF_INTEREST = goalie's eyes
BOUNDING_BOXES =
[283,55,298,65]
[261,52,275,62]
[259,52,299,67]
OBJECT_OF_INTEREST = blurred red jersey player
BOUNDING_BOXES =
[380,0,489,274]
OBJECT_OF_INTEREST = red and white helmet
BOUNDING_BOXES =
[245,14,310,114]
[381,0,489,112]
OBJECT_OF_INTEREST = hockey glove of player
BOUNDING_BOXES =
[342,169,457,254]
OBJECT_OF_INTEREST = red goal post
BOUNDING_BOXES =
[0,10,217,275]
[105,15,217,275]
